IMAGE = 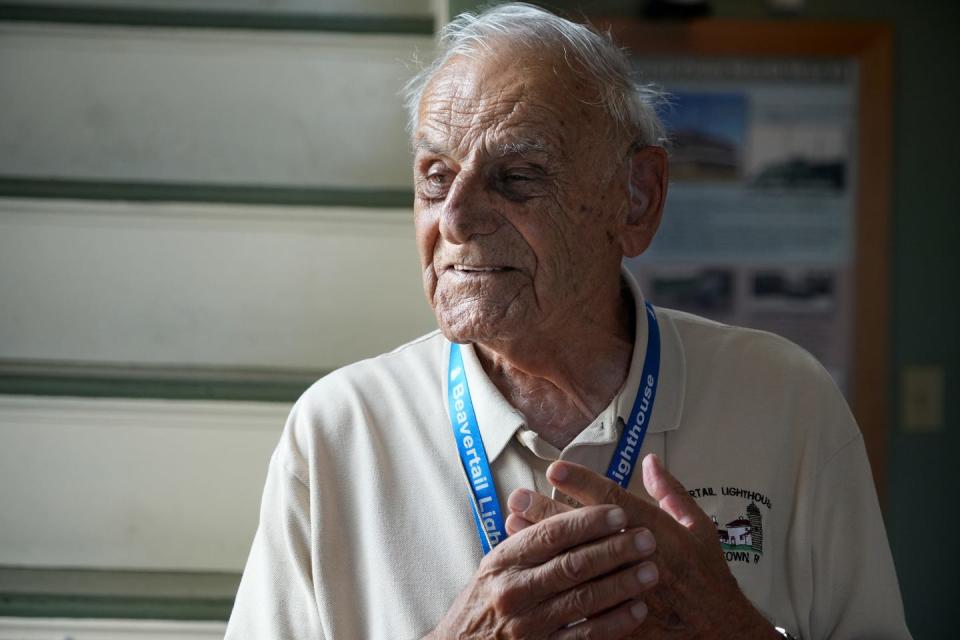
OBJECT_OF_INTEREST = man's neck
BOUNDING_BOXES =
[474,286,637,450]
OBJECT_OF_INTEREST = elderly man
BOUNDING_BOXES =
[226,4,910,639]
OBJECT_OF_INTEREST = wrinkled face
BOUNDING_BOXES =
[413,52,631,345]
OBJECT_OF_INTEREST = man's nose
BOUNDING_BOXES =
[439,170,500,244]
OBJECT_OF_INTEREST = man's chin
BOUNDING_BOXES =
[437,323,498,346]
[435,310,517,346]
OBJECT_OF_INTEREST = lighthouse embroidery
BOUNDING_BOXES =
[714,501,763,555]
[711,502,763,564]
[690,485,770,565]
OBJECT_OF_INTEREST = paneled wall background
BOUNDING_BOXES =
[0,1,439,625]
[1,0,957,637]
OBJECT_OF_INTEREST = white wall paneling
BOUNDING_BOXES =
[0,395,288,571]
[0,198,437,371]
[0,617,226,640]
[0,12,440,589]
[0,23,432,188]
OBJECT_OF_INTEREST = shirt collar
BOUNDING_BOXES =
[616,266,685,435]
[442,265,685,462]
[444,339,526,464]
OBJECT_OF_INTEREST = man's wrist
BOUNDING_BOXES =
[714,590,783,640]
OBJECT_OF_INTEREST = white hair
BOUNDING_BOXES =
[402,2,667,147]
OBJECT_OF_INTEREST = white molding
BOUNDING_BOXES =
[0,617,225,640]
[0,395,290,433]
[0,395,285,570]
[0,194,434,371]
[0,24,429,188]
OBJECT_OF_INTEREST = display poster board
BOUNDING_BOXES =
[626,57,856,391]
[605,20,893,498]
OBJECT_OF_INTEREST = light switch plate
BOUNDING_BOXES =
[901,366,944,432]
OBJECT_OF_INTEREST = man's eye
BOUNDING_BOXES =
[497,170,543,200]
[419,167,452,200]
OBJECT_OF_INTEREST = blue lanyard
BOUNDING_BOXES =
[447,302,662,554]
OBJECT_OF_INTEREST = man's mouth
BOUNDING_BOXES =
[452,265,510,273]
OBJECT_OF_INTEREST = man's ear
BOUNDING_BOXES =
[621,145,668,258]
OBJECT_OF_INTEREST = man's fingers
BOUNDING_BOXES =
[642,453,695,526]
[490,504,628,568]
[546,461,660,527]
[525,527,657,600]
[540,559,656,632]
[507,488,573,526]
[550,599,648,640]
[641,454,713,539]
[505,513,533,535]
[640,453,687,503]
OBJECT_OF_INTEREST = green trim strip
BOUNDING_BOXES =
[0,372,314,402]
[0,592,233,621]
[0,567,240,621]
[0,365,322,402]
[0,3,434,35]
[0,177,414,208]
[0,360,325,402]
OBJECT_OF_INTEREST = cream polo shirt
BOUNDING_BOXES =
[226,272,910,640]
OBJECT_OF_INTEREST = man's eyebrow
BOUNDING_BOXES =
[413,138,445,155]
[413,137,552,158]
[495,138,549,156]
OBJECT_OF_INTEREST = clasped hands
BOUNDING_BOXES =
[428,454,777,639]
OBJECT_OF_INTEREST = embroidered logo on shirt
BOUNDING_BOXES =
[688,485,771,565]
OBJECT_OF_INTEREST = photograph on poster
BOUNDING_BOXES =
[626,58,856,390]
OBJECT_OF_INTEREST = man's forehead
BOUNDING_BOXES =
[413,54,598,159]
[424,52,547,104]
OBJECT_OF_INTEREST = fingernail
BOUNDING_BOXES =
[630,600,648,621]
[634,529,655,554]
[507,489,532,512]
[636,562,658,586]
[547,462,568,482]
[606,507,626,528]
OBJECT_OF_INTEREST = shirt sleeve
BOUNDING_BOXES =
[806,433,911,639]
[224,448,325,640]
